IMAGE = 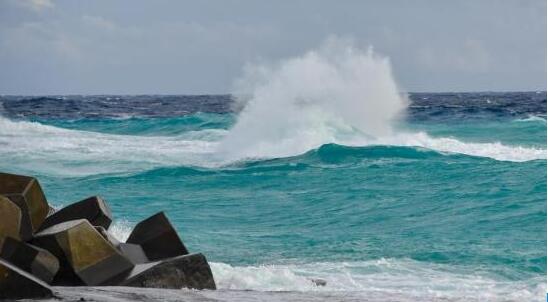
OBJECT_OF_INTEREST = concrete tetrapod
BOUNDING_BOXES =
[0,172,49,240]
[32,219,134,286]
[113,253,216,290]
[0,195,23,249]
[0,259,53,299]
[0,237,60,284]
[127,212,189,261]
[40,196,113,231]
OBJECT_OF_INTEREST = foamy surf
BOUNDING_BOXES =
[0,115,544,177]
[208,259,543,301]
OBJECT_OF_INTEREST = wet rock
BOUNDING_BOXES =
[0,258,53,299]
[0,237,60,284]
[114,253,216,290]
[0,195,23,248]
[0,172,49,240]
[40,196,112,231]
[32,219,134,286]
[311,278,327,286]
[127,212,189,261]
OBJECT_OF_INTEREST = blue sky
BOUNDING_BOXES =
[0,0,545,94]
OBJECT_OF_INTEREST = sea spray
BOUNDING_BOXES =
[219,39,545,162]
[220,38,408,160]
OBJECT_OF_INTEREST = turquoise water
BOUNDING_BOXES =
[0,93,546,301]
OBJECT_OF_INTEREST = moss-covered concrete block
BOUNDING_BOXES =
[0,172,49,239]
[32,219,134,286]
[0,195,23,248]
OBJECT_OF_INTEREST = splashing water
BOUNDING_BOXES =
[219,39,408,160]
[218,39,545,163]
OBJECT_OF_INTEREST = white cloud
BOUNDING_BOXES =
[16,0,54,12]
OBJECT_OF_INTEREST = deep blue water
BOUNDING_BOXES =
[0,92,546,300]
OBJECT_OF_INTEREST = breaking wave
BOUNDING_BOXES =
[210,259,544,301]
[0,115,544,177]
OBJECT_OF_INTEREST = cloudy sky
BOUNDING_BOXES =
[0,0,545,94]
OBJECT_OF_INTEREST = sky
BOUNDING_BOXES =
[0,0,546,94]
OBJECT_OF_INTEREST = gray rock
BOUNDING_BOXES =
[311,278,327,286]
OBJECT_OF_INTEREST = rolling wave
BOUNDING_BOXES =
[0,116,544,177]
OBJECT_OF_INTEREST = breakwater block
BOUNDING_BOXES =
[0,171,216,291]
[127,212,189,261]
[32,219,134,286]
[0,237,59,284]
[118,243,149,265]
[0,258,53,299]
[0,195,23,248]
[40,196,113,231]
[95,226,149,264]
[0,172,49,240]
[117,253,216,289]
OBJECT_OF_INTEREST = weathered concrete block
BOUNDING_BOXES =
[0,195,23,249]
[127,212,188,261]
[95,226,148,265]
[0,258,53,299]
[0,237,60,284]
[114,253,216,290]
[0,172,49,239]
[32,219,134,286]
[40,196,112,231]
[118,243,149,265]
[95,226,120,246]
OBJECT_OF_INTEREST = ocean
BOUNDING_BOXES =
[0,91,546,301]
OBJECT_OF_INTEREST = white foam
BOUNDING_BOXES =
[374,131,546,162]
[513,115,547,123]
[220,37,408,160]
[0,116,221,176]
[210,259,544,301]
[109,219,133,242]
[218,38,545,163]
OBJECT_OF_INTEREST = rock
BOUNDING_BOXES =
[0,195,23,248]
[32,219,134,286]
[39,196,112,231]
[0,172,49,240]
[112,253,216,290]
[0,258,53,299]
[127,212,189,261]
[0,237,60,284]
[311,278,327,286]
